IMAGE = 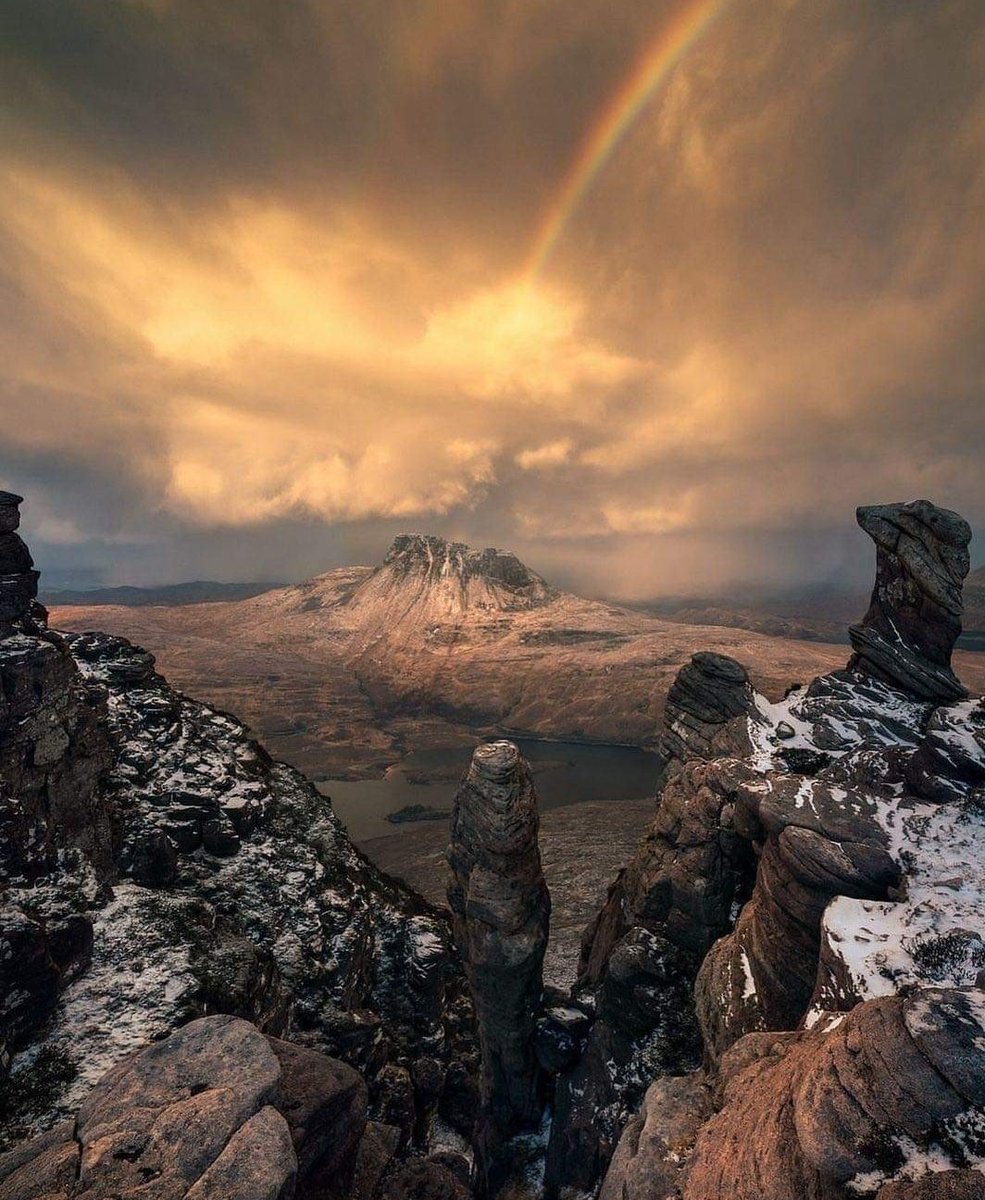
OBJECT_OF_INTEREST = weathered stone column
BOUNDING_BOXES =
[447,740,550,1195]
[0,491,40,631]
[848,499,971,701]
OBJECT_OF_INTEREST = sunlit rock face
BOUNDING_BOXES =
[684,988,985,1200]
[447,740,550,1195]
[849,499,972,702]
[0,1014,371,1200]
[380,535,556,612]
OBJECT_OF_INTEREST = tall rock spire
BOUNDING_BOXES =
[0,491,40,631]
[848,499,972,701]
[447,740,550,1195]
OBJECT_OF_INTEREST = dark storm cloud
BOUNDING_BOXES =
[0,0,983,595]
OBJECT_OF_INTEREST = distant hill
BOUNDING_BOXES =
[636,568,985,651]
[40,580,286,607]
[49,535,985,782]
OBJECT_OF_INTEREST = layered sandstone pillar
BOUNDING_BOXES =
[447,740,550,1195]
[0,491,40,631]
[848,499,971,701]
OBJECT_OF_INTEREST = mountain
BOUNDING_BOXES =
[49,535,985,783]
[642,566,985,648]
[39,579,286,606]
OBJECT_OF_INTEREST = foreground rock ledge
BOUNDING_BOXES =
[0,1014,369,1200]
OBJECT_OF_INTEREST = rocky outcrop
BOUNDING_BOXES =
[0,1013,369,1199]
[447,741,549,1194]
[380,535,556,612]
[599,1073,713,1200]
[586,499,985,1200]
[694,769,901,1063]
[547,657,758,1195]
[0,493,39,629]
[684,988,985,1199]
[579,754,756,987]
[579,653,758,988]
[544,928,700,1197]
[0,496,476,1162]
[660,652,756,768]
[0,495,116,1062]
[849,500,972,702]
[4,628,477,1140]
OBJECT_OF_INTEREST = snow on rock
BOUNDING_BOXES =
[1,629,476,1145]
[812,753,985,1018]
[7,883,198,1123]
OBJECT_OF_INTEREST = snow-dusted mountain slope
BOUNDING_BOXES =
[54,535,985,783]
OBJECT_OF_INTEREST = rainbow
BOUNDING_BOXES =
[522,0,727,280]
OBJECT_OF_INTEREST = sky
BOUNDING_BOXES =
[1,0,983,598]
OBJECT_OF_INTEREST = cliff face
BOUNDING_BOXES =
[0,496,476,1163]
[586,501,985,1200]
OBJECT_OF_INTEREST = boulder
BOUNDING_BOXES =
[660,652,756,767]
[0,1015,369,1199]
[599,1074,713,1200]
[684,989,985,1199]
[265,1034,367,1181]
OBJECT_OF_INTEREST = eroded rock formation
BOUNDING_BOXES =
[660,651,756,768]
[0,1013,369,1199]
[0,495,476,1169]
[695,768,901,1063]
[588,500,985,1200]
[849,499,972,701]
[0,492,39,630]
[0,492,116,1063]
[447,741,550,1194]
[548,656,757,1193]
[685,988,985,1199]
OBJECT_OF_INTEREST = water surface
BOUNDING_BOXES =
[321,739,661,841]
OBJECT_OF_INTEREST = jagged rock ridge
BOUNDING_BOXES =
[380,535,556,610]
[0,494,477,1170]
[577,500,985,1200]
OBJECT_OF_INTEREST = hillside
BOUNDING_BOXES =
[644,564,985,646]
[39,580,284,606]
[51,534,985,781]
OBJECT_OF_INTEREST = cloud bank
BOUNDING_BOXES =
[1,0,982,595]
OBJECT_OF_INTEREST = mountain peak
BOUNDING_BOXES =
[382,534,551,599]
[325,533,557,627]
